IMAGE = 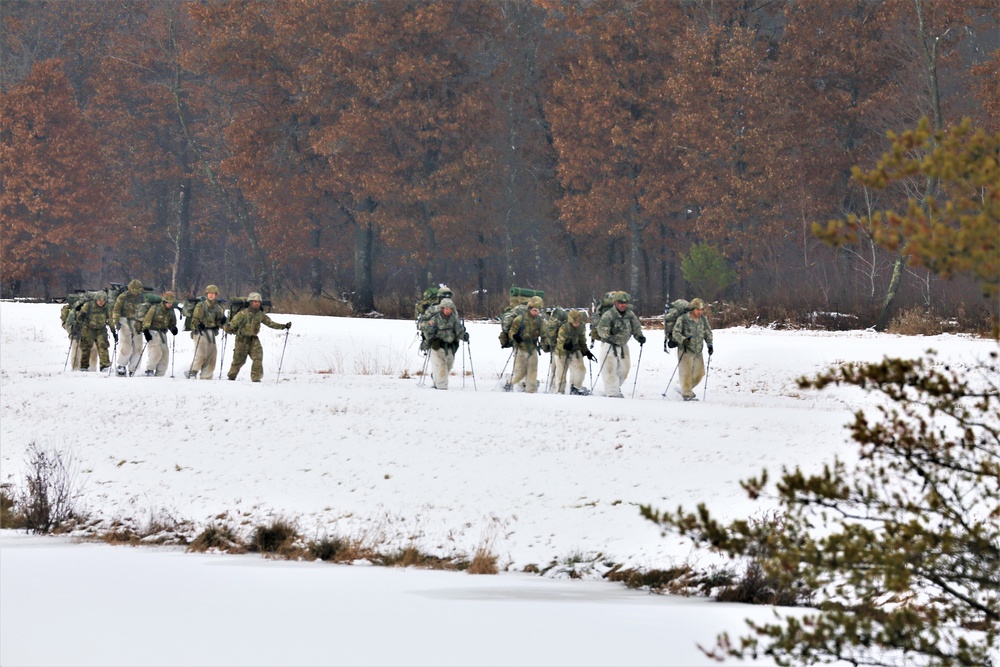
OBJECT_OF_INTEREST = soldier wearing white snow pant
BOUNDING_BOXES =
[552,351,586,394]
[145,330,170,377]
[599,342,630,398]
[187,329,218,380]
[676,348,705,401]
[116,318,144,375]
[429,343,457,389]
[510,348,539,393]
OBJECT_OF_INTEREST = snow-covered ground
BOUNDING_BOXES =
[1,301,994,666]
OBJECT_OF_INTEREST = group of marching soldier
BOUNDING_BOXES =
[64,280,712,397]
[416,285,714,399]
[62,282,290,382]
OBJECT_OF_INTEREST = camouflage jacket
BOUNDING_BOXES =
[143,303,177,332]
[597,306,643,347]
[509,311,544,353]
[555,321,588,357]
[226,306,284,338]
[112,290,144,322]
[420,308,466,345]
[672,312,713,355]
[78,300,113,332]
[191,299,226,331]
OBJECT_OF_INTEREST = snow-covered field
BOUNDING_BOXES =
[1,301,994,666]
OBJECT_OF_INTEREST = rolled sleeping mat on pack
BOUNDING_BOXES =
[509,286,544,299]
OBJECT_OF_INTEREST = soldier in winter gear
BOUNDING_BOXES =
[671,297,714,401]
[595,291,645,398]
[419,297,468,390]
[142,291,178,377]
[553,310,594,395]
[61,298,99,370]
[185,285,226,380]
[506,295,544,393]
[112,279,145,376]
[77,292,114,372]
[224,292,290,382]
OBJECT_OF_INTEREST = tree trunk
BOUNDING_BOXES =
[353,219,374,313]
[309,213,323,298]
[875,257,903,331]
[170,178,192,294]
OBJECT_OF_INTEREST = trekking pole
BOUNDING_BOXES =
[590,344,611,393]
[662,354,681,397]
[108,334,118,375]
[188,331,203,379]
[703,353,712,401]
[131,339,148,378]
[418,349,430,387]
[631,343,644,399]
[496,348,515,390]
[217,332,227,380]
[275,328,290,384]
[465,341,477,391]
[63,337,74,371]
[170,332,176,378]
[461,341,466,389]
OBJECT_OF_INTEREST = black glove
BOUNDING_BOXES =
[430,339,442,350]
[584,349,596,361]
[115,322,122,331]
[708,345,714,356]
[461,331,469,342]
[169,326,178,336]
[285,322,292,330]
[667,338,678,349]
[513,334,523,344]
[219,315,227,325]
[637,334,646,345]
[112,330,119,343]
[563,341,573,351]
[197,323,206,332]
[143,330,152,342]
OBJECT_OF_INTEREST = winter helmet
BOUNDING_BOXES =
[95,291,107,302]
[527,296,544,309]
[437,284,454,299]
[689,298,706,310]
[247,292,263,302]
[162,291,176,303]
[567,310,583,325]
[205,285,220,295]
[614,291,629,303]
[128,279,143,294]
[439,298,456,310]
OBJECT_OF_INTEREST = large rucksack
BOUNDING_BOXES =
[590,291,633,341]
[226,296,272,324]
[662,299,691,350]
[64,290,107,330]
[540,307,566,353]
[181,296,228,331]
[498,287,545,348]
[134,293,164,325]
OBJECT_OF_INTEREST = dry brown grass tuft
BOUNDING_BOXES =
[466,547,499,575]
[887,307,945,335]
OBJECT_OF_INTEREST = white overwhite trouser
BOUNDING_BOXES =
[599,342,630,398]
[146,331,170,377]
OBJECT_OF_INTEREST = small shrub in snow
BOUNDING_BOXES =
[247,517,299,556]
[16,442,85,534]
[188,523,244,553]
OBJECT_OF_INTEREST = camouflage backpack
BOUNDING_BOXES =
[590,291,633,341]
[226,296,272,324]
[134,293,164,325]
[63,290,108,330]
[662,299,691,350]
[498,287,544,348]
[181,296,227,331]
[540,307,567,353]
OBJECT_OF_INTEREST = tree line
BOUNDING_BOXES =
[1,0,997,322]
